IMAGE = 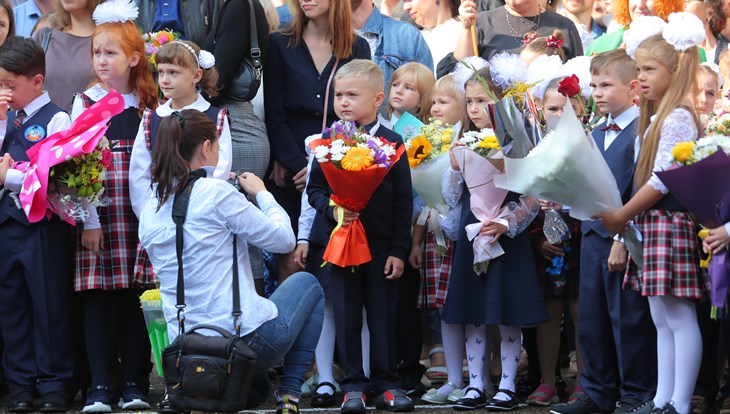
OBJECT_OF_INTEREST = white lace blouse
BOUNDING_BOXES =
[645,108,698,194]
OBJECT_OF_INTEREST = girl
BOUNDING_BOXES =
[384,62,435,125]
[461,67,495,136]
[539,76,587,130]
[520,30,568,64]
[431,74,465,134]
[599,30,706,414]
[138,110,324,414]
[71,0,157,411]
[695,63,721,126]
[442,68,547,411]
[0,0,14,46]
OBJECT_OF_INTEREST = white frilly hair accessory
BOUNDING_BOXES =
[453,56,489,92]
[488,52,528,90]
[198,50,215,69]
[622,16,666,60]
[702,62,724,89]
[562,56,593,99]
[526,54,563,100]
[662,12,706,52]
[92,0,138,25]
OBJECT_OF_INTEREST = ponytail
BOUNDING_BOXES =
[151,109,218,209]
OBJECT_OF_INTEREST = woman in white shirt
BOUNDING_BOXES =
[137,110,324,412]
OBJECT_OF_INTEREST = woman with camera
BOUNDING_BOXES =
[138,110,324,414]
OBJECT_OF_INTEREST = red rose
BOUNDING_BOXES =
[557,74,581,98]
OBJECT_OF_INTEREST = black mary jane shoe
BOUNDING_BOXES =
[311,382,337,408]
[485,389,519,412]
[454,387,487,411]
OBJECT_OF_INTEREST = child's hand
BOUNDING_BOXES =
[409,243,423,269]
[608,240,628,272]
[479,220,507,243]
[384,256,404,280]
[449,143,464,171]
[293,243,308,270]
[540,241,564,259]
[458,0,478,29]
[333,206,358,225]
[237,172,266,196]
[594,211,627,235]
[293,166,308,192]
[703,225,730,255]
[82,228,104,253]
[0,90,11,121]
[539,199,562,211]
[0,153,14,184]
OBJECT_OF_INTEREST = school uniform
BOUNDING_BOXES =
[306,121,413,394]
[0,92,74,396]
[578,107,657,411]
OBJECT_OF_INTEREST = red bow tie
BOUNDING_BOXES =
[600,123,621,132]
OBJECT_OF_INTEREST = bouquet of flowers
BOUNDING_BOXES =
[453,129,510,274]
[13,90,125,225]
[705,111,730,136]
[657,135,730,315]
[309,120,405,267]
[142,29,180,70]
[140,288,169,376]
[406,119,454,254]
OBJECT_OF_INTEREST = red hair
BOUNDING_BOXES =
[90,21,158,116]
[613,0,684,27]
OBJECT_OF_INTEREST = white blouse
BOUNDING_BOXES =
[646,108,698,194]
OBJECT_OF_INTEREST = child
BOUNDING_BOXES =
[539,77,587,127]
[430,74,465,134]
[0,36,73,413]
[461,67,495,136]
[695,63,721,126]
[306,59,414,414]
[442,68,546,412]
[597,29,706,414]
[71,1,158,411]
[384,62,435,125]
[521,30,568,65]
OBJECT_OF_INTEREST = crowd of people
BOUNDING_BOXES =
[0,0,727,414]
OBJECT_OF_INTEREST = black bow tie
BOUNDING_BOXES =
[600,123,621,132]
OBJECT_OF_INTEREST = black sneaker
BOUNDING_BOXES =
[550,393,612,414]
[118,382,150,410]
[615,397,644,414]
[374,389,414,412]
[82,386,111,413]
[341,391,367,414]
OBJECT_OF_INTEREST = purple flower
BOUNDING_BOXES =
[368,139,390,167]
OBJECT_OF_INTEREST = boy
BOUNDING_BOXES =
[306,59,414,414]
[0,36,73,413]
[550,48,657,414]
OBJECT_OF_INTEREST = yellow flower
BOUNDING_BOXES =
[441,144,451,153]
[477,135,501,150]
[140,289,161,302]
[671,141,695,163]
[341,147,374,171]
[407,135,432,167]
[440,129,452,145]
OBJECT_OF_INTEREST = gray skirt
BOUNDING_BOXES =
[220,98,271,281]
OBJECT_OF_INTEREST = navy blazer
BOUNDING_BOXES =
[582,117,638,238]
[307,125,413,263]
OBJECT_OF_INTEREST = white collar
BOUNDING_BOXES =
[84,84,140,109]
[21,91,51,117]
[157,93,211,116]
[606,105,639,130]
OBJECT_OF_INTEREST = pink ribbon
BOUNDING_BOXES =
[13,89,124,224]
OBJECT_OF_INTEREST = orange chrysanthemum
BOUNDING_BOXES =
[341,147,374,171]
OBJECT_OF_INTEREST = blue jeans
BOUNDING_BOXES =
[243,272,324,397]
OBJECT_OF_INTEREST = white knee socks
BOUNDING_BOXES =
[493,325,521,401]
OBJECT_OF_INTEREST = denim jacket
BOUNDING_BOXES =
[360,6,434,90]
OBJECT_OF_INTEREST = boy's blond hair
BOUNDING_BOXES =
[335,59,384,95]
[590,49,638,84]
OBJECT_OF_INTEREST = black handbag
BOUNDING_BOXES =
[215,0,262,101]
[161,170,257,412]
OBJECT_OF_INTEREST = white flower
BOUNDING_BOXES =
[663,12,706,52]
[381,145,396,157]
[623,16,667,59]
[93,0,138,25]
[313,145,330,162]
[331,152,345,161]
[454,56,490,93]
[489,52,527,90]
[198,50,216,69]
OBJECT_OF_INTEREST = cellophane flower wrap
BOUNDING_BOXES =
[657,135,730,316]
[140,288,168,376]
[453,129,510,274]
[406,119,455,255]
[494,101,622,220]
[309,120,405,267]
[12,89,125,225]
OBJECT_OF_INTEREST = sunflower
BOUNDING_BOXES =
[407,135,432,167]
[341,147,374,171]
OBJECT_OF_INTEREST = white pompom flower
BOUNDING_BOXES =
[489,52,528,90]
[198,50,216,69]
[562,56,593,99]
[622,16,667,59]
[93,0,138,25]
[662,12,707,52]
[454,56,489,92]
[527,54,564,100]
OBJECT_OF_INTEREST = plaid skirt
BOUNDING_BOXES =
[133,243,156,286]
[417,233,453,309]
[624,209,708,299]
[74,140,153,291]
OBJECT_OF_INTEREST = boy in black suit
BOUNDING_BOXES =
[306,59,414,414]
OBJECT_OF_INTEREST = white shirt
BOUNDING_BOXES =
[4,92,72,192]
[603,105,639,151]
[139,167,295,340]
[647,108,698,194]
[420,19,461,71]
[69,84,140,230]
[128,94,232,218]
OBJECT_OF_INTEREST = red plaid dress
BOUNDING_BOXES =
[132,106,228,285]
[417,233,454,308]
[624,209,708,299]
[74,95,151,291]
